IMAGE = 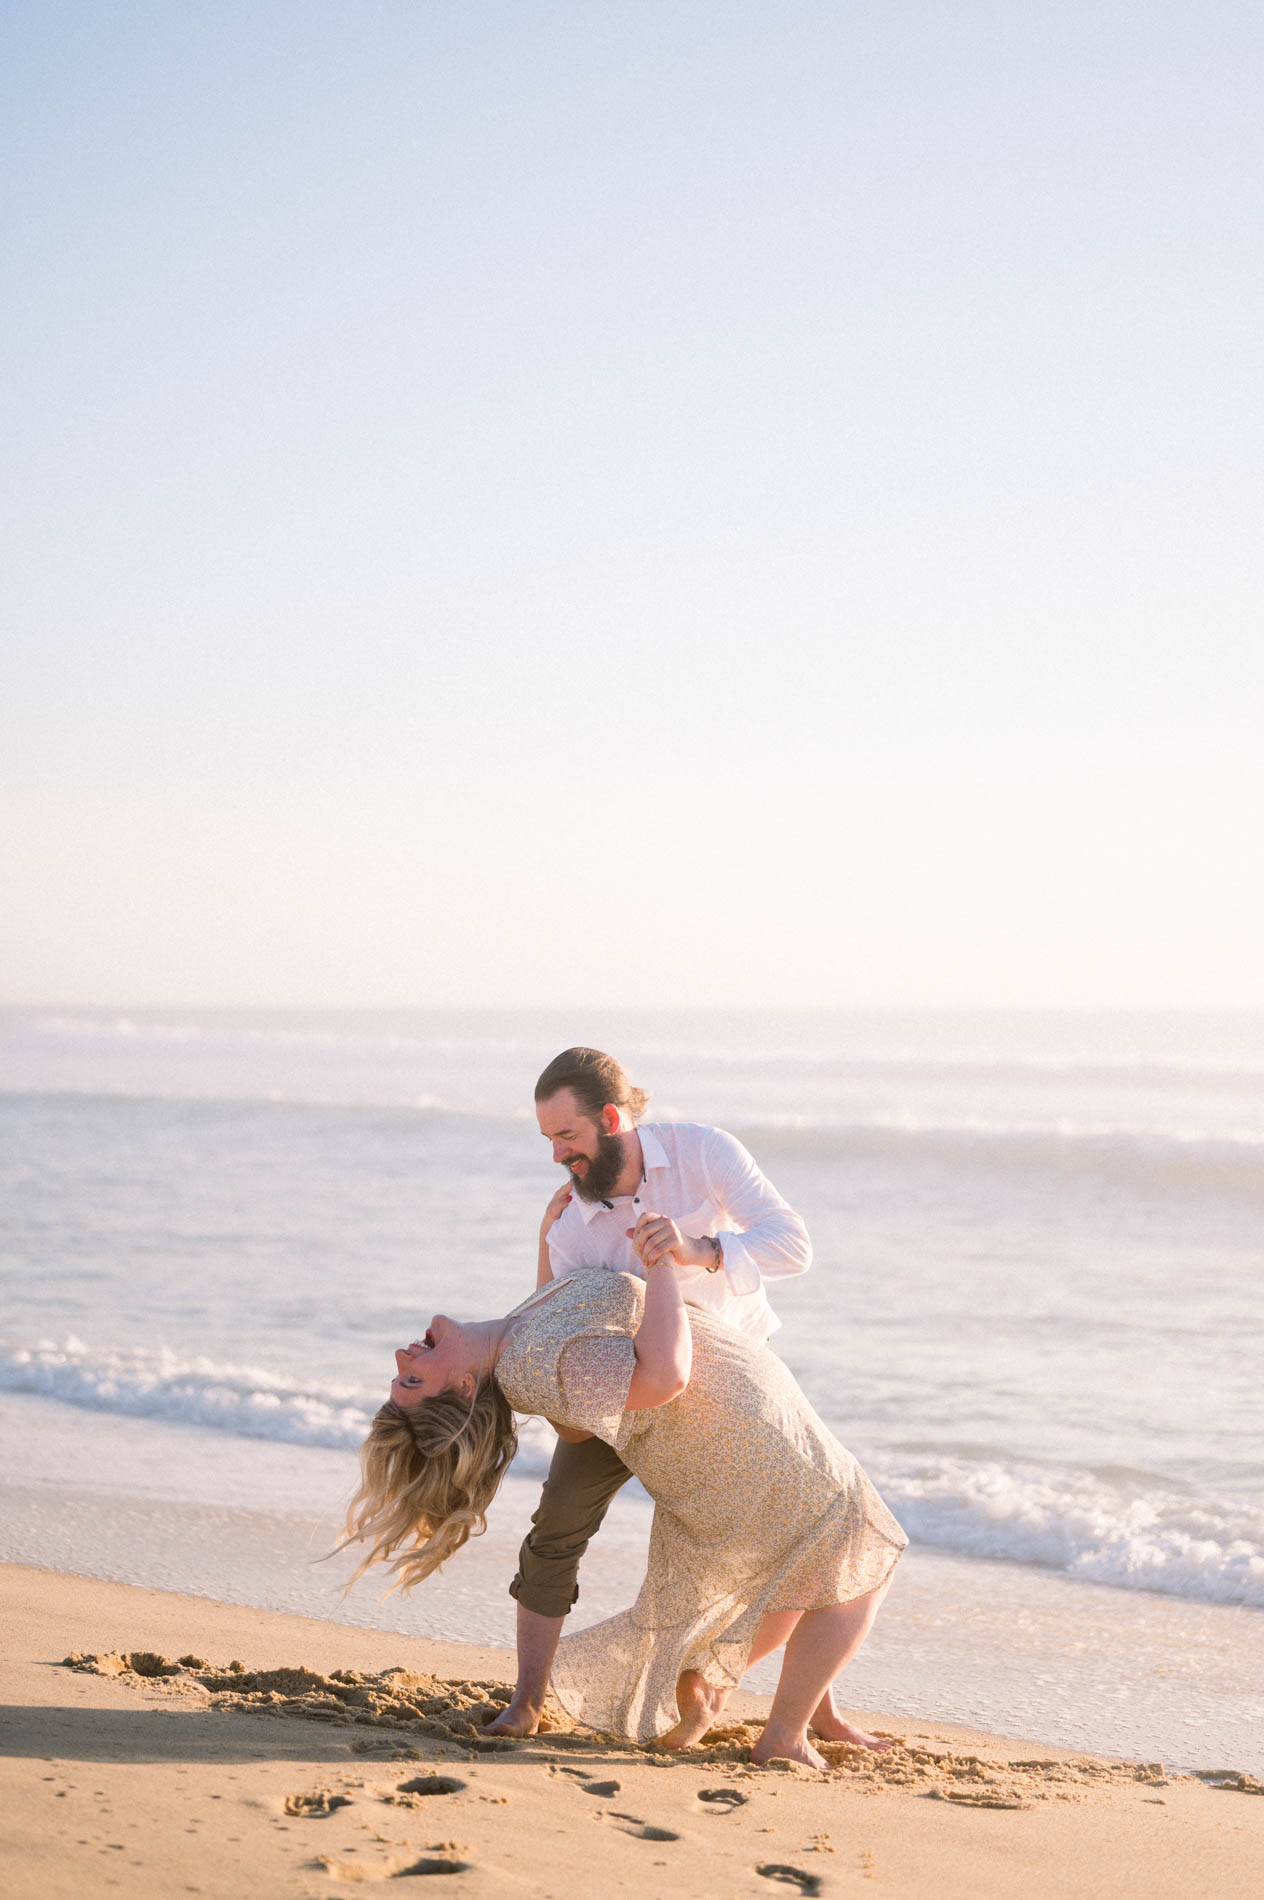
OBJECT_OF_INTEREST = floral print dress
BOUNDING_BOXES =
[495,1271,906,1743]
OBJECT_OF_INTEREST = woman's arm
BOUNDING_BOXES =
[536,1183,573,1289]
[624,1217,693,1411]
[537,1183,595,1437]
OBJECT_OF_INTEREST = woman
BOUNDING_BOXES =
[346,1206,906,1768]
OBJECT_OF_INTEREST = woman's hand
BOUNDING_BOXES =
[536,1182,574,1290]
[540,1182,573,1239]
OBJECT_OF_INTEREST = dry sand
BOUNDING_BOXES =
[2,1561,1260,1899]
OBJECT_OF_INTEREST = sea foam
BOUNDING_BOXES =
[872,1451,1264,1609]
[4,1337,1261,1610]
[1,1338,374,1451]
[0,1336,566,1473]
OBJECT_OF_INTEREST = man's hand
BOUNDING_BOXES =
[627,1211,713,1272]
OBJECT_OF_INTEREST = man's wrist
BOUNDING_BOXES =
[696,1234,723,1273]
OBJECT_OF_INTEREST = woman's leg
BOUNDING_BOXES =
[660,1594,893,1755]
[752,1585,887,1769]
[657,1610,804,1750]
[807,1573,894,1748]
[741,1610,891,1751]
[807,1683,892,1750]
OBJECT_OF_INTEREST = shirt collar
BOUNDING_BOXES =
[639,1124,669,1173]
[573,1123,669,1222]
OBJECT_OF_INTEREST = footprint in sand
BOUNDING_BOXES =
[925,1786,1032,1810]
[284,1791,353,1817]
[697,1786,747,1812]
[604,1811,681,1842]
[380,1775,467,1812]
[315,1852,470,1880]
[755,1865,822,1897]
[395,1776,466,1798]
[553,1769,625,1799]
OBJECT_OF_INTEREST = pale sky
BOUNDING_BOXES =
[3,2,1261,1009]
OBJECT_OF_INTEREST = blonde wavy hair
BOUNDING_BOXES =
[343,1379,518,1593]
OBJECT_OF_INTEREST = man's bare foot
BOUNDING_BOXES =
[750,1727,827,1771]
[655,1670,730,1750]
[483,1696,543,1737]
[810,1708,895,1752]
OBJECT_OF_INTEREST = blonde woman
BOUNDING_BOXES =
[347,1210,906,1768]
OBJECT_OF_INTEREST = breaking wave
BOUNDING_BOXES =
[4,1338,1261,1609]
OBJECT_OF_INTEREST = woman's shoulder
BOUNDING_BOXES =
[496,1271,641,1417]
[503,1270,641,1363]
[546,1267,643,1329]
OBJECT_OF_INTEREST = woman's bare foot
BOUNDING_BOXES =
[810,1707,895,1752]
[483,1695,543,1737]
[750,1726,827,1771]
[655,1670,730,1750]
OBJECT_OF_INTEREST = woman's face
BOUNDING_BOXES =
[390,1316,471,1411]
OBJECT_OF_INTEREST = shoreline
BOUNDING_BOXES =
[4,1561,1261,1900]
[5,1393,1263,1782]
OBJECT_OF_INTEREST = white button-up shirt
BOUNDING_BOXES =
[544,1121,811,1340]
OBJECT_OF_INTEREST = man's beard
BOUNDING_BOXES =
[570,1129,627,1203]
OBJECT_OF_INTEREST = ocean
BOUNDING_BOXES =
[2,1006,1261,1772]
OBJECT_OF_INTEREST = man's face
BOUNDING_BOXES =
[536,1086,626,1203]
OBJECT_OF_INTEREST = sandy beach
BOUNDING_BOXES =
[3,1561,1260,1900]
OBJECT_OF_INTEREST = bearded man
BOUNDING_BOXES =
[487,1043,824,1740]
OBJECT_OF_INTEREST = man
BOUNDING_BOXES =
[487,1043,815,1739]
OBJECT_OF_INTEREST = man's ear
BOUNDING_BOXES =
[600,1102,621,1134]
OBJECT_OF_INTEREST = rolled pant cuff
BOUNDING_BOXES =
[508,1570,580,1620]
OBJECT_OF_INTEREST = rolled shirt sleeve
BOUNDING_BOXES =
[704,1126,812,1297]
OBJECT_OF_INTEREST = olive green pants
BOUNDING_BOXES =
[509,1433,632,1619]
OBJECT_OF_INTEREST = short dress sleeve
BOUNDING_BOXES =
[495,1271,646,1453]
[555,1334,638,1449]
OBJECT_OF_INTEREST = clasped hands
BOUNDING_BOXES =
[538,1182,713,1273]
[626,1211,713,1273]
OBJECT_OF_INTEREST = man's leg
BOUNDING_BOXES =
[488,1601,565,1739]
[485,1434,631,1736]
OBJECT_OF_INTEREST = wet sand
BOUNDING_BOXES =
[3,1561,1260,1899]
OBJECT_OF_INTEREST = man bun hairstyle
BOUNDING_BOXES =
[534,1046,649,1124]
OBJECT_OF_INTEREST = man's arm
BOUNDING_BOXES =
[703,1125,812,1297]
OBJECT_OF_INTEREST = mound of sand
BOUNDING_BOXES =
[59,1648,1229,1808]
